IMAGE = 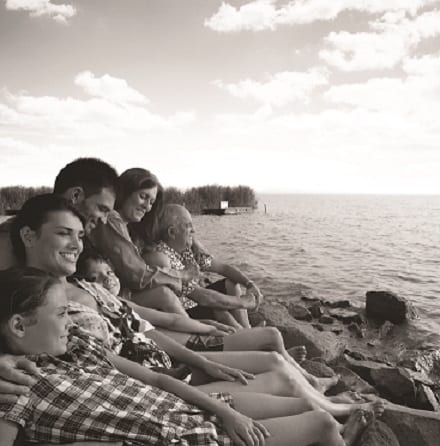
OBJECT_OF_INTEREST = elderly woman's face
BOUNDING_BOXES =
[25,210,84,278]
[120,186,158,223]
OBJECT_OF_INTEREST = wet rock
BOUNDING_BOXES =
[366,291,419,324]
[327,365,377,397]
[370,367,416,406]
[300,294,321,303]
[311,323,324,332]
[379,320,395,338]
[343,355,390,382]
[319,314,335,324]
[415,383,440,411]
[331,327,343,335]
[348,322,365,338]
[288,303,313,321]
[382,407,440,446]
[329,308,363,324]
[325,299,351,308]
[356,420,400,446]
[309,303,323,318]
[300,359,336,378]
[399,348,440,385]
[345,350,367,361]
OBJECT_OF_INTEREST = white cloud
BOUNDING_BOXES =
[205,0,436,32]
[74,71,148,105]
[319,9,440,71]
[5,0,76,23]
[213,69,329,106]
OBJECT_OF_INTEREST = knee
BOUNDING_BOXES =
[224,279,241,296]
[260,326,284,352]
[298,398,320,412]
[266,351,286,369]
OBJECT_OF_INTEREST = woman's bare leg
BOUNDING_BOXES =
[213,309,244,330]
[224,279,250,328]
[196,350,380,418]
[223,326,338,392]
[132,285,188,315]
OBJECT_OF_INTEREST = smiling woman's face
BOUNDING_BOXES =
[119,186,158,223]
[25,210,85,278]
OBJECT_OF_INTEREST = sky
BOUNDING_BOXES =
[1,0,440,194]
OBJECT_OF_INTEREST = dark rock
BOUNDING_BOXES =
[325,299,351,308]
[326,365,377,397]
[366,291,419,324]
[382,406,440,446]
[309,303,323,318]
[343,355,390,382]
[248,311,266,327]
[331,327,343,335]
[348,322,365,338]
[356,420,400,446]
[398,349,440,385]
[329,308,363,324]
[300,359,336,378]
[415,383,440,411]
[345,350,367,361]
[312,323,324,332]
[288,303,313,321]
[319,314,335,324]
[370,367,416,406]
[300,294,321,303]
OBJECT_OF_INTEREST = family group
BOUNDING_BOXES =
[0,158,383,446]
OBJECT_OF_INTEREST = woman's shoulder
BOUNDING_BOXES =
[65,281,98,310]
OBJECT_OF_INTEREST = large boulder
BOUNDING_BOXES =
[356,420,400,446]
[327,365,377,397]
[365,291,418,324]
[382,406,440,446]
[370,367,416,406]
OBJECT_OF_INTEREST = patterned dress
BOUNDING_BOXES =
[69,279,172,369]
[0,331,233,445]
[154,241,214,310]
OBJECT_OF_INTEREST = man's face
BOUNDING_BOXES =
[77,187,115,234]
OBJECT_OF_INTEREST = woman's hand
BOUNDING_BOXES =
[0,355,40,403]
[201,360,254,385]
[220,408,270,446]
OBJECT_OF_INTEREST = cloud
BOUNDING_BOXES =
[74,71,148,105]
[319,9,440,71]
[213,68,329,106]
[0,72,195,141]
[205,0,435,32]
[5,0,76,23]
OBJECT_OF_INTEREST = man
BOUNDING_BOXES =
[144,203,264,329]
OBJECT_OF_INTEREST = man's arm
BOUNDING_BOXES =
[0,356,40,404]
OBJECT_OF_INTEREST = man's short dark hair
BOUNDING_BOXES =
[53,158,118,197]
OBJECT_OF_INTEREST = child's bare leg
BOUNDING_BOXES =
[223,326,338,392]
[212,309,244,330]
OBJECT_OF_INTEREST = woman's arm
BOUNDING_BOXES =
[123,300,230,335]
[0,419,17,446]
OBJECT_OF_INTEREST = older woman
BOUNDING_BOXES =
[8,193,383,423]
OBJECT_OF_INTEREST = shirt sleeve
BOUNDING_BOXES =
[0,394,32,429]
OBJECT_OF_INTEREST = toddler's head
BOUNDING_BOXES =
[76,250,121,296]
[0,267,70,356]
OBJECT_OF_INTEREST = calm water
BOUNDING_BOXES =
[194,194,440,348]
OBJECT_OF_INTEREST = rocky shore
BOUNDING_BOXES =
[253,290,440,446]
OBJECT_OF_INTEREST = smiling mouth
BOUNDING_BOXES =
[60,252,78,263]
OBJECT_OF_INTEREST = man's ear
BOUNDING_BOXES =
[8,315,27,339]
[19,226,37,248]
[167,225,176,240]
[65,186,85,206]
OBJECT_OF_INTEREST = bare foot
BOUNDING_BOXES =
[329,391,364,404]
[342,409,368,446]
[289,345,307,362]
[311,374,340,393]
[355,398,385,418]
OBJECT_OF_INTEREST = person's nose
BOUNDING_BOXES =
[66,316,74,330]
[99,212,109,225]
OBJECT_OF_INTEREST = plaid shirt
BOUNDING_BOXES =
[0,331,233,445]
[155,241,213,309]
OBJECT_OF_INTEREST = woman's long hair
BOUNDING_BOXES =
[116,168,164,249]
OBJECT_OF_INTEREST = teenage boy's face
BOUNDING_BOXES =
[85,259,121,296]
[79,187,115,234]
[23,284,70,356]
